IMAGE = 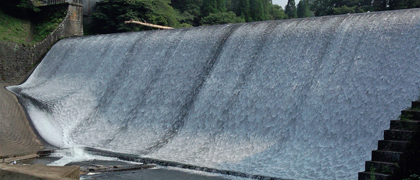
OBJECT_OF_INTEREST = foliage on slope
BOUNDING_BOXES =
[32,5,68,42]
[0,1,67,44]
[0,9,31,44]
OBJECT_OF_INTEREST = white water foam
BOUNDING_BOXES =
[8,9,420,179]
[48,147,120,166]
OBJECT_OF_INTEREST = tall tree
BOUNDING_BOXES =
[202,0,218,16]
[270,4,287,19]
[371,0,388,11]
[236,0,252,22]
[261,0,271,20]
[310,0,333,16]
[90,0,180,34]
[389,0,420,9]
[297,0,311,17]
[217,0,227,12]
[200,11,245,25]
[172,0,203,26]
[285,0,297,18]
[171,0,184,11]
[250,0,265,21]
[202,0,227,16]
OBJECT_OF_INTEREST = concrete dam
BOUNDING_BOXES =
[6,8,420,179]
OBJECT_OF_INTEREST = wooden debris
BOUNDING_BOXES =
[124,20,174,29]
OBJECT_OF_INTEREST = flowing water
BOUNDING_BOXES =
[7,9,420,179]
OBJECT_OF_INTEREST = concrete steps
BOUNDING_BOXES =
[365,161,398,174]
[371,150,403,163]
[378,140,408,152]
[358,101,420,180]
[384,130,415,141]
[390,120,420,131]
[359,171,392,180]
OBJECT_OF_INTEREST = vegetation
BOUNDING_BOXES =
[88,0,180,34]
[2,0,420,39]
[87,0,287,34]
[285,0,298,18]
[0,0,67,44]
[200,11,245,25]
[297,0,311,18]
[32,5,67,42]
[0,8,31,43]
[84,0,420,35]
[370,167,376,180]
[403,174,420,180]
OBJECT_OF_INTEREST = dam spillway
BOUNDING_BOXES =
[7,8,420,179]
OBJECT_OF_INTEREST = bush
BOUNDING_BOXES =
[200,11,245,26]
[89,0,180,34]
[32,5,67,42]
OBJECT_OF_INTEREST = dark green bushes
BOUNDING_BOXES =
[32,5,67,42]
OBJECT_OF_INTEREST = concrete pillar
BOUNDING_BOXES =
[67,3,84,36]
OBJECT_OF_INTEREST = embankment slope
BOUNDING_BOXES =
[0,83,41,158]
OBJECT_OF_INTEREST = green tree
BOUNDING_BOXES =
[236,0,253,22]
[285,0,297,18]
[310,0,333,16]
[389,0,420,9]
[270,4,287,19]
[172,0,203,26]
[311,0,367,16]
[371,0,388,11]
[202,0,219,16]
[297,0,311,17]
[200,11,245,25]
[171,0,204,12]
[229,0,239,12]
[257,0,271,20]
[250,0,265,21]
[217,0,227,12]
[332,5,364,14]
[90,0,180,34]
[171,0,188,12]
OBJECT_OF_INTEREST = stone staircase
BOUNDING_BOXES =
[358,101,420,180]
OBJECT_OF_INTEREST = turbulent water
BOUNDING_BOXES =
[7,9,420,179]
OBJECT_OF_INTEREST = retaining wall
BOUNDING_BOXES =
[0,3,83,83]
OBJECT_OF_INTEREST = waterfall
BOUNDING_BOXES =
[7,9,420,179]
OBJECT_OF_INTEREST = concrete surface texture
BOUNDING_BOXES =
[0,163,79,180]
[0,83,81,179]
[0,83,41,158]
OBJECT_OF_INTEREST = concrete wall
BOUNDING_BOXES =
[0,164,80,180]
[0,84,42,158]
[83,0,101,15]
[0,3,83,83]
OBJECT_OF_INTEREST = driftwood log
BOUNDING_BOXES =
[124,20,174,29]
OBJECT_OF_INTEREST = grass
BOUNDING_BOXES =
[0,9,31,44]
[0,5,68,44]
